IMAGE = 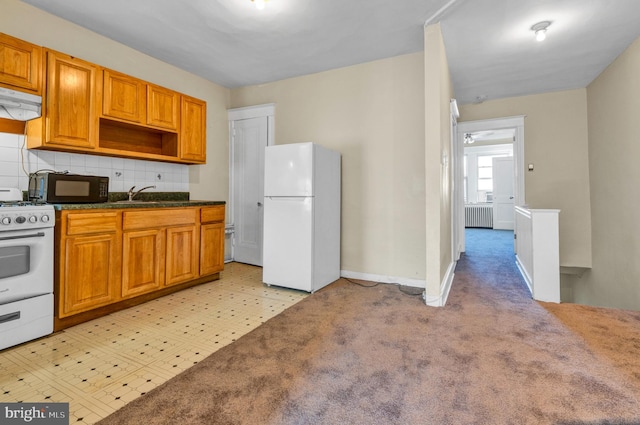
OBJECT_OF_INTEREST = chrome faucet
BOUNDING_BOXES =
[128,185,156,201]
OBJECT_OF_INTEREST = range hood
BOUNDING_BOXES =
[0,86,42,121]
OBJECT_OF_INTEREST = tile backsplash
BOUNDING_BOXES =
[0,132,189,193]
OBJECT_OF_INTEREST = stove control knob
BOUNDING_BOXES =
[29,215,38,223]
[1,217,11,225]
[15,216,26,224]
[41,215,50,223]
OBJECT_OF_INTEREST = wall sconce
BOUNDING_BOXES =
[531,21,551,42]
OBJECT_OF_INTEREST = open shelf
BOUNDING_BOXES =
[99,118,178,158]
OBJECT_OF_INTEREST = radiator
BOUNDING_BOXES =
[465,205,493,228]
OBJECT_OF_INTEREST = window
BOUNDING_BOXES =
[464,144,512,204]
[477,155,495,192]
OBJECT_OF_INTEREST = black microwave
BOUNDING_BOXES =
[29,172,109,203]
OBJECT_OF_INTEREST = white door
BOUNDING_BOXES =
[493,157,515,230]
[231,116,268,265]
[262,196,313,291]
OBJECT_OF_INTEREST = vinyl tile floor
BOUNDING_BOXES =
[0,262,308,424]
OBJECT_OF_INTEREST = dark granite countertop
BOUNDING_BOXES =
[50,192,225,210]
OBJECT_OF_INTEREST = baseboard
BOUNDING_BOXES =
[340,270,425,288]
[423,261,456,307]
[339,266,456,307]
[515,255,533,297]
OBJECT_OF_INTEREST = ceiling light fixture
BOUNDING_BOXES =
[464,133,475,144]
[252,0,267,10]
[531,21,551,42]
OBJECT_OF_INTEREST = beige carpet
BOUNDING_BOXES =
[97,230,640,424]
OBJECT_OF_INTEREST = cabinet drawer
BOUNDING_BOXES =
[123,208,197,230]
[65,212,119,235]
[200,206,225,223]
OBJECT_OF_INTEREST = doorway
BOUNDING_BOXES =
[227,104,275,266]
[454,116,525,257]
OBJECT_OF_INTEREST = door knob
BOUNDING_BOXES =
[257,202,263,207]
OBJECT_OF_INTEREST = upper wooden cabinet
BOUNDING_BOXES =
[102,71,180,132]
[180,95,207,163]
[102,69,146,124]
[0,33,42,95]
[47,51,99,149]
[12,33,208,164]
[147,84,179,131]
[27,49,99,150]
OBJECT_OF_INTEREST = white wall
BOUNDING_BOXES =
[424,23,454,303]
[230,52,426,284]
[581,36,640,310]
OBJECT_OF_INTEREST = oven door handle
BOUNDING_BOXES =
[0,311,20,324]
[0,231,46,242]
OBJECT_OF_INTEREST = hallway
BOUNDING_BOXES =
[460,228,521,284]
[452,227,533,305]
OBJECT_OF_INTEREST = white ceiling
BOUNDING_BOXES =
[21,0,640,105]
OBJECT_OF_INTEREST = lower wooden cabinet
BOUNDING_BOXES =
[200,205,225,276]
[58,211,121,318]
[122,228,164,297]
[165,225,199,286]
[122,208,199,293]
[61,233,120,317]
[55,204,225,328]
[201,222,225,276]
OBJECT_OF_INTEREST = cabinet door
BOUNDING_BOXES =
[166,225,198,286]
[0,33,42,94]
[200,222,224,276]
[180,95,206,163]
[122,229,165,298]
[147,84,179,130]
[46,50,99,148]
[102,69,146,123]
[61,234,119,317]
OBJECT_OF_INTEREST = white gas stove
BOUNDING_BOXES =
[0,187,54,350]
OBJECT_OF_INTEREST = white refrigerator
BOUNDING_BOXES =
[262,142,341,292]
